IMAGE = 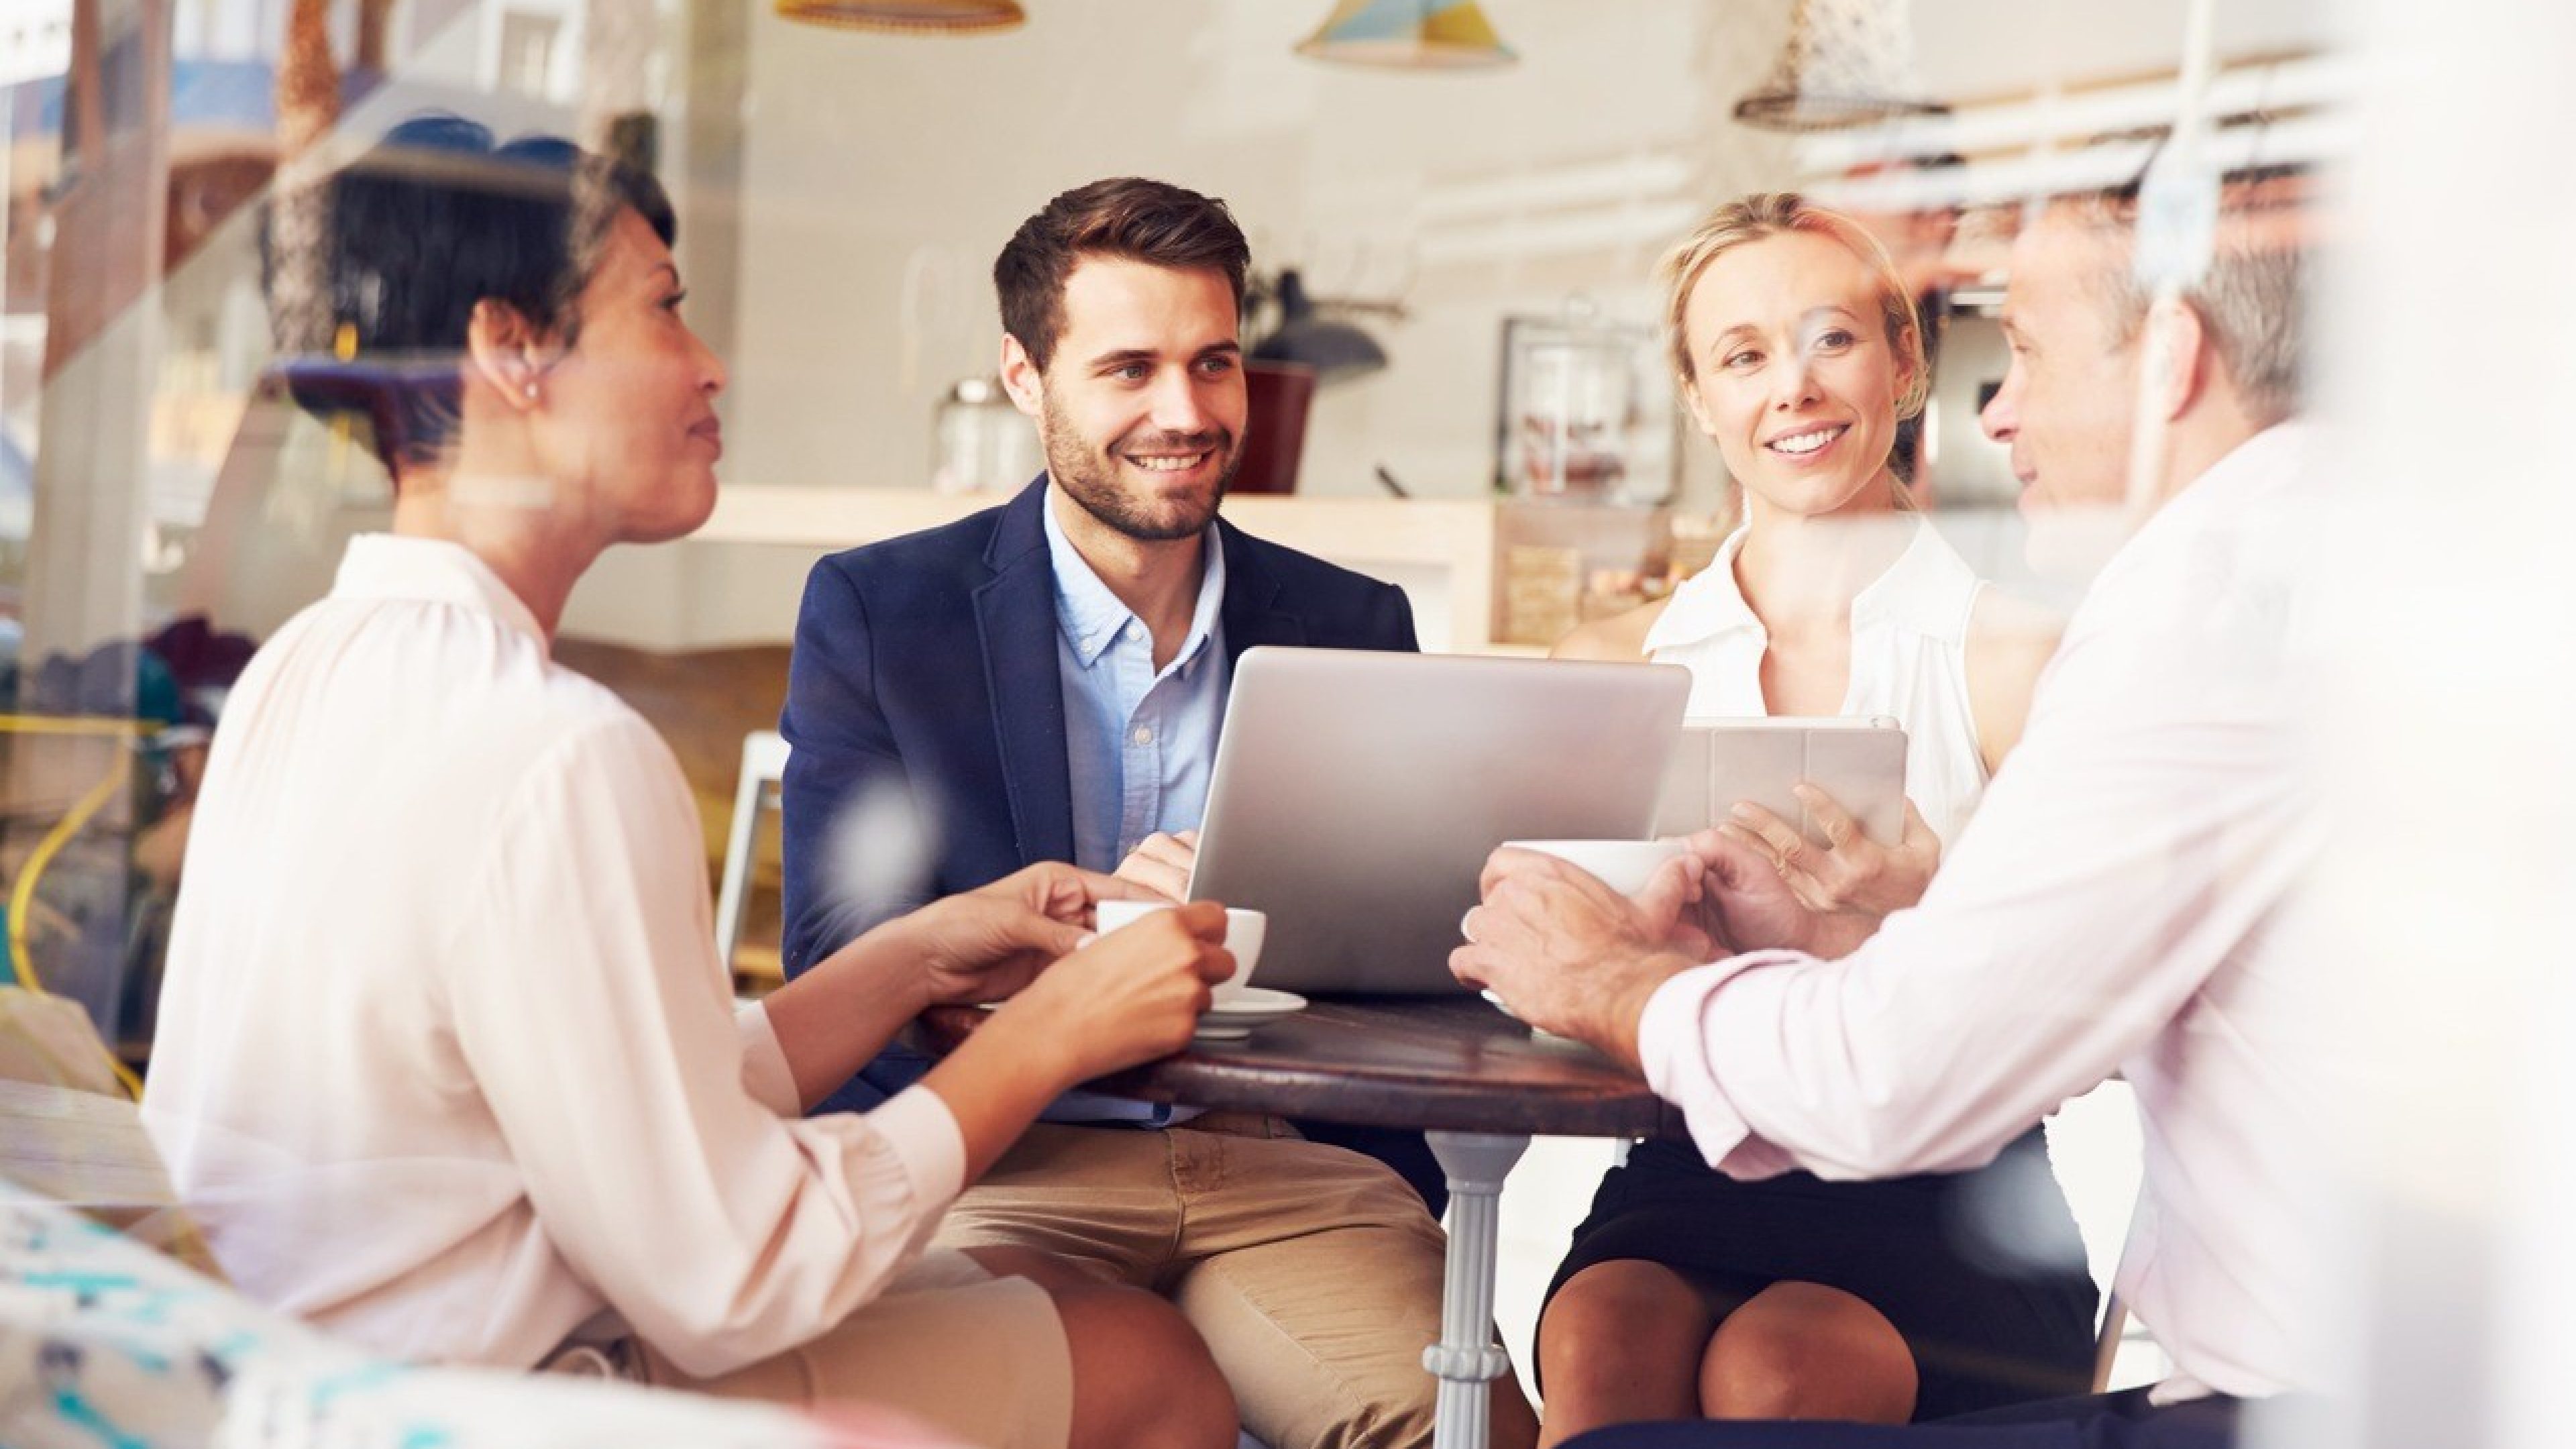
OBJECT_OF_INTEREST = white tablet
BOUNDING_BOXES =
[1652,717,1909,847]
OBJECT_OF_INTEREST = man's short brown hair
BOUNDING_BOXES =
[994,177,1250,371]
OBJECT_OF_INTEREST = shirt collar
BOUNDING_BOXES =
[1643,525,1760,653]
[1643,515,1964,653]
[331,534,548,651]
[1040,486,1227,674]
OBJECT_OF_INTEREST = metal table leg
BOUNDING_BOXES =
[1424,1129,1529,1449]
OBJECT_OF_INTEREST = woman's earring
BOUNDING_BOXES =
[523,382,539,402]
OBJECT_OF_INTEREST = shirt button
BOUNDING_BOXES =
[1131,726,1154,747]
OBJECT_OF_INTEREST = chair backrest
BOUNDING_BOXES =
[2043,1079,2156,1393]
[0,985,225,1278]
[713,730,790,973]
[2090,1289,2129,1393]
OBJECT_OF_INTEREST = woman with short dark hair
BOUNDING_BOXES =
[144,117,1238,1449]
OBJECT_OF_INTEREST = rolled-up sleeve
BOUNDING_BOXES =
[737,1004,964,1207]
[1637,524,2313,1183]
[1637,952,1808,1179]
[447,714,966,1378]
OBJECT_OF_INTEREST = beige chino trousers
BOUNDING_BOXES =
[629,1248,1073,1449]
[933,1116,1536,1449]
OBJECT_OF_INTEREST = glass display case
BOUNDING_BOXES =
[1493,300,1674,507]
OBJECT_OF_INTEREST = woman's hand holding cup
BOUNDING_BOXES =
[1095,900,1266,1000]
[999,900,1238,1082]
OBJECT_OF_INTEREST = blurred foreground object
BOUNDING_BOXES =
[0,1179,966,1448]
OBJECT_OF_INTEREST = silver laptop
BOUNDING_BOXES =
[1186,647,1690,996]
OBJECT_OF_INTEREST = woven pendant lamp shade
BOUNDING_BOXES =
[1735,0,1940,131]
[775,0,1026,34]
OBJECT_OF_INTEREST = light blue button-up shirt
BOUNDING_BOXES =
[1039,492,1228,1127]
[1043,491,1230,875]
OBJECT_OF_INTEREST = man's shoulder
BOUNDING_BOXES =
[1221,521,1407,608]
[2096,426,2323,615]
[814,492,1026,590]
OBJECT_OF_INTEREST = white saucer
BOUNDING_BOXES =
[975,987,1307,1041]
[1481,989,1578,1042]
[1200,986,1306,1035]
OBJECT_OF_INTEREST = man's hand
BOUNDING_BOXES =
[895,863,1161,1008]
[1722,786,1941,920]
[1112,830,1198,902]
[996,900,1236,1083]
[1450,848,1706,1071]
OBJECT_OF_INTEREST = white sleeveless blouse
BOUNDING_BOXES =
[1642,519,1990,845]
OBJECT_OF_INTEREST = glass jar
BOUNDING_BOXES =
[930,378,1042,494]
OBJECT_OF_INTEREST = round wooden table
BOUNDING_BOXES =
[920,994,1683,1449]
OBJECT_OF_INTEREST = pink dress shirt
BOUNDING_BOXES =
[144,535,965,1377]
[1638,425,2333,1401]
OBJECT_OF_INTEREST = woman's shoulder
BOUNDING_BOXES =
[1965,585,2068,668]
[1550,596,1674,662]
[1962,585,2069,769]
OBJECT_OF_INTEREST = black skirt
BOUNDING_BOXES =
[1542,1126,2100,1422]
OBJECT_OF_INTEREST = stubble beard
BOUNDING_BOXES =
[1040,391,1236,543]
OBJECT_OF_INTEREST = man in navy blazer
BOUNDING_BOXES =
[777,476,1415,998]
[777,474,1431,1172]
[776,178,1534,1449]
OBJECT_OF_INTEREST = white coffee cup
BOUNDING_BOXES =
[1094,900,1267,999]
[1501,838,1687,895]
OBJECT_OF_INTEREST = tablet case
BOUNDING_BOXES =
[1653,718,1908,847]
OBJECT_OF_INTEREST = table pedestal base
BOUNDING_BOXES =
[1424,1129,1530,1449]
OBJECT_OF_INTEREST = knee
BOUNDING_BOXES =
[1539,1261,1711,1391]
[1053,1281,1236,1449]
[1699,1282,1916,1424]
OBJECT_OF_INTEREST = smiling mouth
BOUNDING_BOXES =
[1764,424,1848,458]
[1122,448,1214,474]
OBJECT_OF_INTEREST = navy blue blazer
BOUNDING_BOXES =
[776,478,1442,1206]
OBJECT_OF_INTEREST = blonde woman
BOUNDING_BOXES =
[1535,195,2096,1441]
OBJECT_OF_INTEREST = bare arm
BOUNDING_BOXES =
[1548,597,1670,663]
[1964,588,2067,775]
[760,932,942,1112]
[923,903,1233,1179]
[767,875,1234,1181]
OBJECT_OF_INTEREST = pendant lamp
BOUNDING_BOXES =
[775,0,1026,34]
[1296,0,1517,71]
[1735,0,1940,131]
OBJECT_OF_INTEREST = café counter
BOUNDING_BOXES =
[683,486,1509,653]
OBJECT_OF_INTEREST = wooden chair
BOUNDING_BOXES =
[2092,1287,2131,1393]
[714,730,789,993]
